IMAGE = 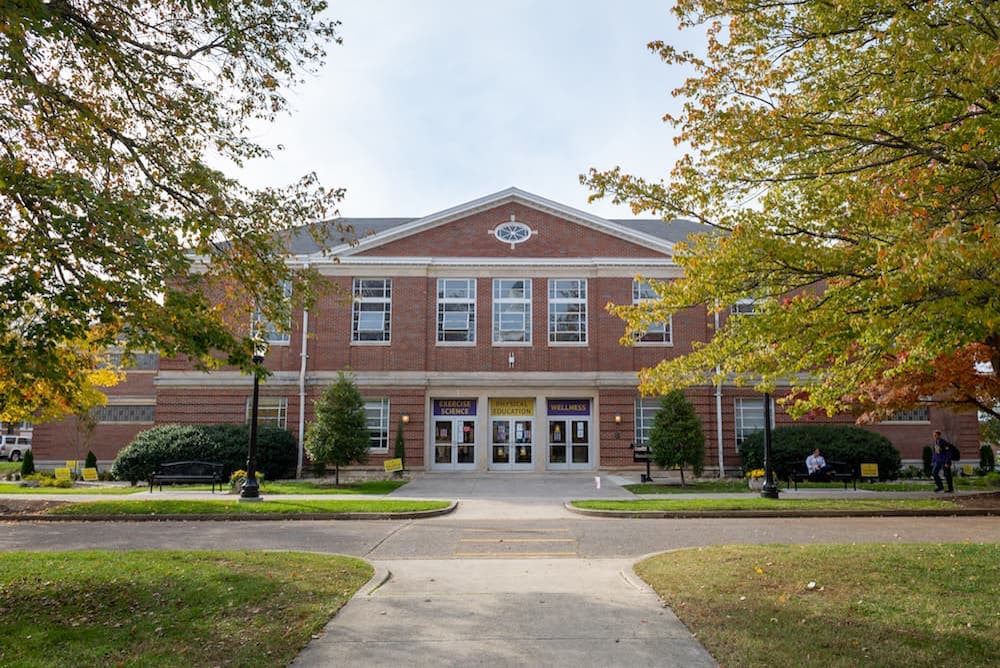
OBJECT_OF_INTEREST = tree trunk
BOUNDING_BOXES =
[679,467,686,486]
[335,463,340,486]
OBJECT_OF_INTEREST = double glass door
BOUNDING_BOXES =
[490,418,534,470]
[547,418,591,469]
[433,418,476,470]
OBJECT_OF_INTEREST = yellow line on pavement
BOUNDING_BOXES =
[459,538,577,543]
[452,551,579,557]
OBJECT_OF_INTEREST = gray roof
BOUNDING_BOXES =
[283,216,717,256]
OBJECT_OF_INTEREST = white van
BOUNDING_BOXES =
[0,435,32,461]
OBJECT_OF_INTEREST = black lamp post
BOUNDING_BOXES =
[760,391,780,499]
[240,344,267,502]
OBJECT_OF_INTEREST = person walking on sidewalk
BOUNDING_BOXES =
[931,430,955,493]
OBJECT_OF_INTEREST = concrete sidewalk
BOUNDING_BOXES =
[291,558,716,668]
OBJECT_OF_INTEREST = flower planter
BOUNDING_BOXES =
[748,477,764,490]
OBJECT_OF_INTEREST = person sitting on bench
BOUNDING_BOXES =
[806,448,835,482]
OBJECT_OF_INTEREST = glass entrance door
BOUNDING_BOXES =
[547,418,591,470]
[490,418,533,470]
[433,418,476,470]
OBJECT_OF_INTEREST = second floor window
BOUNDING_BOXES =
[437,279,476,343]
[252,280,292,344]
[549,279,587,344]
[493,279,532,344]
[353,278,392,343]
[632,280,672,344]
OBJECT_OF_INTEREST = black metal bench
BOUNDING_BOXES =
[149,461,225,493]
[787,460,856,490]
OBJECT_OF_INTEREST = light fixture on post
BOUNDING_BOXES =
[240,339,268,502]
[760,391,779,499]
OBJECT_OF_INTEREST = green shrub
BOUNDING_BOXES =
[111,424,297,484]
[922,445,933,476]
[979,444,996,472]
[84,450,98,471]
[739,425,901,481]
[20,449,35,477]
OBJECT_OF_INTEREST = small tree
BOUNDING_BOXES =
[20,449,35,477]
[979,444,996,474]
[304,372,370,485]
[648,390,705,486]
[393,419,406,471]
[85,450,98,471]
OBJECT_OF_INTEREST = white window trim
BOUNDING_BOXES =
[493,278,532,345]
[631,280,673,346]
[436,278,477,346]
[365,398,390,451]
[352,278,392,344]
[246,396,288,429]
[731,298,759,316]
[548,279,588,345]
[734,396,775,448]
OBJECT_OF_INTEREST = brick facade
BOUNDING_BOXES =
[28,189,980,473]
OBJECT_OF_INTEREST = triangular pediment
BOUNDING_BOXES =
[307,188,677,262]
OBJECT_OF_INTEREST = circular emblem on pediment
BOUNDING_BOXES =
[494,221,532,247]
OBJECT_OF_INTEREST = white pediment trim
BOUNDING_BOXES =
[305,187,675,261]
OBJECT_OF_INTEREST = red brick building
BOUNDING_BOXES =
[30,188,978,472]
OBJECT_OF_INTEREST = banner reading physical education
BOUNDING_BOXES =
[546,399,590,416]
[433,399,477,416]
[489,398,534,417]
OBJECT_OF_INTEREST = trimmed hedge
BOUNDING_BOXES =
[739,425,902,481]
[111,423,297,484]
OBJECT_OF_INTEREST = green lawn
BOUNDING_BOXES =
[627,478,998,494]
[0,483,143,495]
[256,479,408,495]
[636,543,999,668]
[47,498,451,515]
[625,480,753,494]
[572,498,960,512]
[0,550,371,666]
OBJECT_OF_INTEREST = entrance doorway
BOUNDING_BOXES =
[490,418,534,470]
[433,418,477,471]
[547,417,591,469]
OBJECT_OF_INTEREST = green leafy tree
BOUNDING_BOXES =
[1,1,347,422]
[84,450,98,471]
[647,390,705,485]
[304,372,370,485]
[584,1,1000,421]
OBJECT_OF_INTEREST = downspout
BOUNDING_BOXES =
[297,263,310,479]
[714,307,725,477]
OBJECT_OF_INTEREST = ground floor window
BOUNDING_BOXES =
[95,404,155,423]
[365,398,390,450]
[246,396,287,429]
[734,397,774,447]
[634,398,660,445]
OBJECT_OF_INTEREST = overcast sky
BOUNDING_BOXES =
[240,1,701,219]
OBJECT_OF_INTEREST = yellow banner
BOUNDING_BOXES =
[489,398,534,417]
[65,460,78,470]
[82,468,99,481]
[55,468,72,481]
[860,463,879,478]
[383,458,403,473]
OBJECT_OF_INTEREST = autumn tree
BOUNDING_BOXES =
[584,1,1000,420]
[304,372,370,485]
[1,1,348,423]
[648,390,705,485]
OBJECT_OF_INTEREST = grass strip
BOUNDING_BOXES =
[0,483,142,495]
[0,550,371,667]
[47,498,450,515]
[255,479,408,495]
[636,543,999,668]
[572,498,959,511]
